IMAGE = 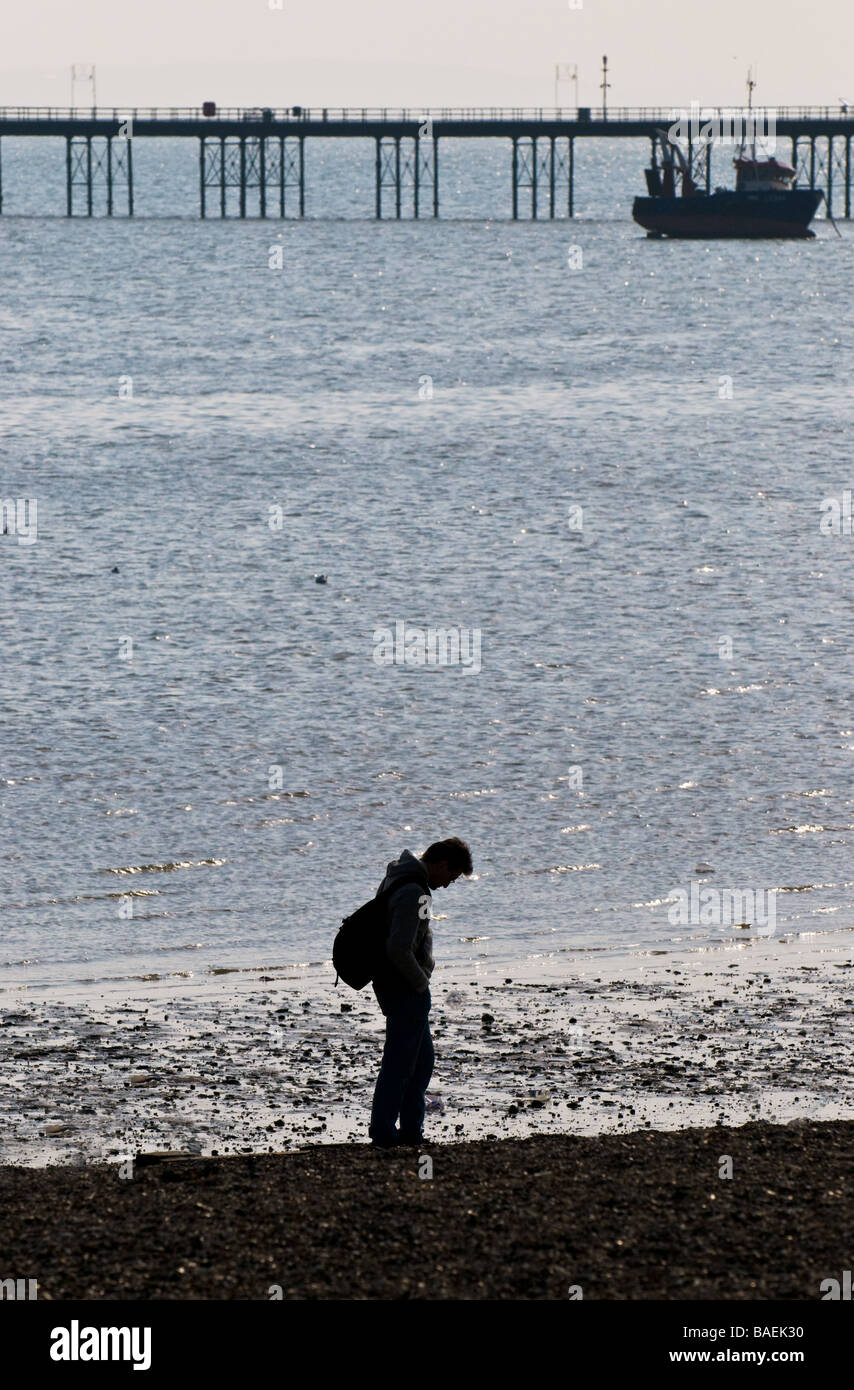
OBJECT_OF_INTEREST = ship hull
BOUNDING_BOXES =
[632,189,823,239]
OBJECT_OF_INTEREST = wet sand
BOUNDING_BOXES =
[1,1120,851,1299]
[1,936,853,1168]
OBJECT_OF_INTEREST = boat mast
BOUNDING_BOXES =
[746,66,757,160]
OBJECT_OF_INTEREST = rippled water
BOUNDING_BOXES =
[1,136,852,990]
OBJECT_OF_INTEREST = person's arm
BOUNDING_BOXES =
[385,884,430,991]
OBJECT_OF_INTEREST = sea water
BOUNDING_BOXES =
[1,134,852,991]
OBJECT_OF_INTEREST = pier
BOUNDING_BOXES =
[1,104,853,219]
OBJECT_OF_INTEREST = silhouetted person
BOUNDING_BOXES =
[370,837,473,1150]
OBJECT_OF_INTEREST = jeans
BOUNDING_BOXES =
[369,985,434,1146]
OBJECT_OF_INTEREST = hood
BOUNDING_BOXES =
[381,848,430,893]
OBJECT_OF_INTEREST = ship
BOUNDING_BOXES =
[632,130,823,238]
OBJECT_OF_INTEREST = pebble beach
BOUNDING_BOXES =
[3,932,852,1169]
[2,1119,851,1300]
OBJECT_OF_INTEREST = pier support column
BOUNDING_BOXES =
[792,134,814,194]
[826,133,849,221]
[568,136,574,217]
[0,138,3,215]
[86,137,93,216]
[433,135,439,217]
[200,136,266,218]
[201,137,240,219]
[376,136,405,218]
[538,138,572,218]
[375,135,421,218]
[409,133,436,219]
[263,138,304,218]
[395,136,401,219]
[65,134,131,215]
[531,137,538,219]
[511,137,536,217]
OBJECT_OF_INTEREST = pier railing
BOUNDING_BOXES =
[2,104,853,125]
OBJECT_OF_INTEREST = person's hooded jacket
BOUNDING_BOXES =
[374,849,433,994]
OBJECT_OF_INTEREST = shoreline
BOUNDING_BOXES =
[2,912,852,1003]
[1,934,853,1168]
[3,907,852,998]
[1,1120,851,1299]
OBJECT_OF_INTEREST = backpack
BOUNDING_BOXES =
[333,874,428,990]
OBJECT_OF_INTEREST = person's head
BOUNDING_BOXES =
[420,837,473,890]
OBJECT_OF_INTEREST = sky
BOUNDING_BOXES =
[1,0,851,109]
